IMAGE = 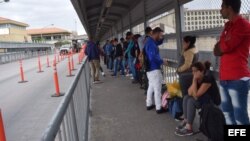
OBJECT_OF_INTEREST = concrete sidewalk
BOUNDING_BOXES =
[90,69,207,141]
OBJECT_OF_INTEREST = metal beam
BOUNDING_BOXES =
[174,0,185,60]
[86,3,102,12]
[112,3,129,10]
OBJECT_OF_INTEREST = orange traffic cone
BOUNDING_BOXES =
[66,54,74,77]
[51,63,64,97]
[18,59,28,83]
[71,54,76,71]
[47,55,50,68]
[37,54,44,73]
[0,110,6,141]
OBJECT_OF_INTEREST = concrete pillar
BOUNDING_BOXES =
[143,0,148,31]
[129,11,132,32]
[174,0,185,60]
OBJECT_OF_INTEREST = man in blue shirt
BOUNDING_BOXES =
[85,37,101,84]
[144,27,168,114]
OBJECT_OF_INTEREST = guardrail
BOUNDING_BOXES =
[41,57,91,141]
[0,51,51,64]
[160,49,220,83]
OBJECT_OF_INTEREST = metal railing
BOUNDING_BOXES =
[161,49,218,83]
[0,51,51,64]
[41,57,91,141]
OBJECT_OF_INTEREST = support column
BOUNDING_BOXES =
[129,11,132,31]
[121,19,124,37]
[143,0,148,31]
[174,0,185,60]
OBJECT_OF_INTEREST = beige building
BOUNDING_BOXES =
[27,27,72,44]
[0,17,31,42]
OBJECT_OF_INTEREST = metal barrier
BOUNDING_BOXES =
[0,51,51,64]
[41,57,91,141]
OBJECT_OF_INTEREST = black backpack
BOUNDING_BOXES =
[199,103,225,141]
[143,48,150,72]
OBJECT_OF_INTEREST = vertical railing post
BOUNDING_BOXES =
[69,99,80,141]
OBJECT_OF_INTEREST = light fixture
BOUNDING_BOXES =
[105,0,112,7]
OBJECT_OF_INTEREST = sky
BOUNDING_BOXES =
[184,0,249,13]
[0,0,248,36]
[0,0,86,35]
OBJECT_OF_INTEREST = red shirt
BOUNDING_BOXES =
[219,16,250,80]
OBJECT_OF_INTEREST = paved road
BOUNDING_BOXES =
[0,54,81,141]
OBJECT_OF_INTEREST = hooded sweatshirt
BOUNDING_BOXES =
[219,15,250,80]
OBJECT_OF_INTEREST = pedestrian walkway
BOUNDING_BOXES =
[90,68,207,141]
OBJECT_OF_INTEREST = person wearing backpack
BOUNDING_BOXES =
[175,61,221,136]
[125,32,137,82]
[214,0,250,125]
[144,27,168,114]
[138,27,152,92]
[111,38,124,76]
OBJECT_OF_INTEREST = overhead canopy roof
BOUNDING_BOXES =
[71,0,192,40]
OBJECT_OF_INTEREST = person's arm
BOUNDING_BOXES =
[177,50,194,72]
[125,41,133,55]
[192,76,212,98]
[220,21,249,53]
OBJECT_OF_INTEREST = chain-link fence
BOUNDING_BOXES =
[184,0,250,31]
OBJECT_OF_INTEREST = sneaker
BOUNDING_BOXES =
[130,77,134,80]
[94,80,102,84]
[156,108,167,114]
[102,72,106,77]
[176,122,187,131]
[146,105,155,111]
[132,80,138,84]
[175,127,193,136]
[126,74,130,77]
[175,117,184,122]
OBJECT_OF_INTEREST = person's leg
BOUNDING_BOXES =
[182,95,190,121]
[179,74,193,97]
[146,72,154,107]
[227,80,250,125]
[129,57,136,80]
[120,59,125,75]
[99,66,103,73]
[90,61,96,82]
[104,55,106,65]
[175,97,196,136]
[113,58,118,76]
[108,56,112,70]
[152,70,163,110]
[220,81,237,125]
[176,95,190,130]
[186,97,197,128]
[93,60,100,81]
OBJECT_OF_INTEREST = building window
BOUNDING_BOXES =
[54,35,62,40]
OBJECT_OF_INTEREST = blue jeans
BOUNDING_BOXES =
[113,58,124,76]
[220,80,250,125]
[108,56,113,70]
[128,57,136,79]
